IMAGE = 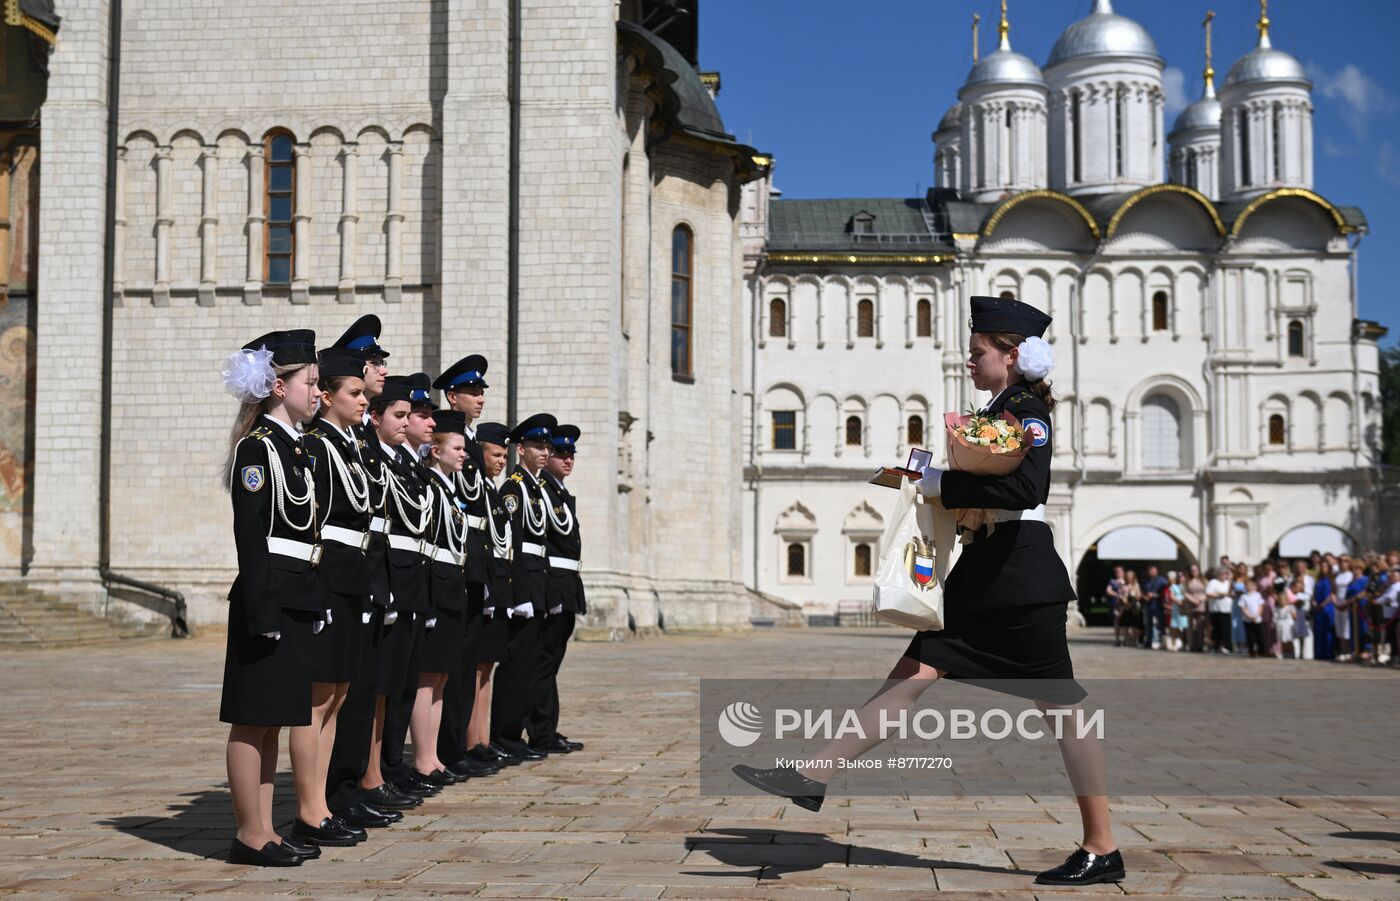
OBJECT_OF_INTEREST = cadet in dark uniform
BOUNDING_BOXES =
[412,408,470,784]
[466,422,514,767]
[324,316,407,824]
[732,297,1125,888]
[432,357,499,778]
[489,413,556,762]
[526,424,586,755]
[219,329,324,866]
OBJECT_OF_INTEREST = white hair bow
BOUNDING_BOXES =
[1014,336,1054,380]
[221,346,277,403]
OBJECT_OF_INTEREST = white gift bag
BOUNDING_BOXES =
[870,477,959,631]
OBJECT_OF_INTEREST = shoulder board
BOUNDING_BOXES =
[510,472,524,482]
[248,425,272,439]
[1007,390,1037,407]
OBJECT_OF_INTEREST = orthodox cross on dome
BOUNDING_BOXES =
[998,0,1010,51]
[1257,0,1272,48]
[971,12,980,63]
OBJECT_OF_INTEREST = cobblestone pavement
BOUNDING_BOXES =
[1,625,1397,899]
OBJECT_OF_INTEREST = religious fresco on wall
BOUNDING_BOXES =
[0,137,37,566]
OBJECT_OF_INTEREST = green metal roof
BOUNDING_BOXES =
[768,198,945,251]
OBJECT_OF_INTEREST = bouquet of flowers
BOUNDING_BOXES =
[943,409,1030,532]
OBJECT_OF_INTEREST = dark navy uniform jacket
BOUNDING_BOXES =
[228,416,324,635]
[939,386,1076,611]
[541,472,587,616]
[305,417,372,602]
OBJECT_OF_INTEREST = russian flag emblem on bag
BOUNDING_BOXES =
[906,536,935,586]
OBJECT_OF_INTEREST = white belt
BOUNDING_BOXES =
[493,547,512,560]
[982,504,1046,526]
[369,516,389,534]
[467,515,485,531]
[432,546,462,566]
[267,536,323,567]
[548,556,579,571]
[387,534,428,555]
[521,542,546,557]
[321,524,369,550]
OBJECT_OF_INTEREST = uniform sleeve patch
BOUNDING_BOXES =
[1021,417,1050,447]
[241,465,266,492]
[503,494,519,514]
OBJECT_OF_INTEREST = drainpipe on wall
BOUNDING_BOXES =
[506,0,521,455]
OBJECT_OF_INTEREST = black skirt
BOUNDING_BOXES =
[902,601,1086,704]
[310,589,363,683]
[220,600,317,726]
[370,610,423,697]
[421,606,465,675]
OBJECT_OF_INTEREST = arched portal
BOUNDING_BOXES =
[1075,525,1197,627]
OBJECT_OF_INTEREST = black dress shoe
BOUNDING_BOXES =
[333,802,395,829]
[446,757,499,779]
[530,736,577,754]
[416,768,456,786]
[395,773,442,796]
[731,764,826,812]
[1035,847,1126,885]
[484,742,523,765]
[228,838,303,866]
[361,783,421,810]
[361,803,403,823]
[496,739,546,760]
[329,814,367,842]
[290,816,361,847]
[555,734,584,751]
[277,835,321,860]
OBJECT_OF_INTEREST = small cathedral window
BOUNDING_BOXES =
[853,543,872,578]
[265,131,295,285]
[786,543,807,577]
[1152,292,1169,331]
[907,415,925,446]
[671,225,693,378]
[845,415,863,447]
[1268,414,1286,446]
[769,298,787,338]
[916,298,932,337]
[857,299,874,337]
[1287,320,1305,357]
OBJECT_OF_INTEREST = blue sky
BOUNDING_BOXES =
[700,0,1399,342]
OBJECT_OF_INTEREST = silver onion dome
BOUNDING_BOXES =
[1224,45,1309,86]
[1170,94,1221,137]
[935,102,962,136]
[963,47,1045,89]
[1046,0,1162,68]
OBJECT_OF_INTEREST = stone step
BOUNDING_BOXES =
[0,581,167,647]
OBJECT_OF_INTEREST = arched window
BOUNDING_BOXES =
[265,131,295,285]
[856,299,874,337]
[845,415,863,446]
[1268,413,1286,446]
[853,543,873,577]
[1185,148,1197,189]
[999,290,1014,300]
[1287,320,1305,357]
[915,298,932,337]
[1142,394,1183,470]
[1239,113,1252,186]
[1114,86,1125,177]
[1151,291,1169,331]
[1271,102,1282,182]
[769,297,787,338]
[786,543,806,577]
[770,411,796,450]
[907,414,925,446]
[1071,91,1082,183]
[670,225,693,378]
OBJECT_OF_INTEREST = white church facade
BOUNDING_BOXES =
[740,1,1390,621]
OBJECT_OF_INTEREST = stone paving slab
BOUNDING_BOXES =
[0,626,1398,898]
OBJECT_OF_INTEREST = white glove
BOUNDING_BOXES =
[262,631,281,640]
[508,602,534,619]
[325,608,334,624]
[385,610,398,624]
[484,607,496,618]
[312,619,325,635]
[917,467,943,498]
[361,611,372,624]
[425,616,437,629]
[548,604,563,615]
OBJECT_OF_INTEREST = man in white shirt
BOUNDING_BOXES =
[1205,568,1234,654]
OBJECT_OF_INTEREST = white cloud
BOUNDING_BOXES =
[1377,142,1400,188]
[1321,136,1358,157]
[1162,67,1189,118]
[1306,62,1397,142]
